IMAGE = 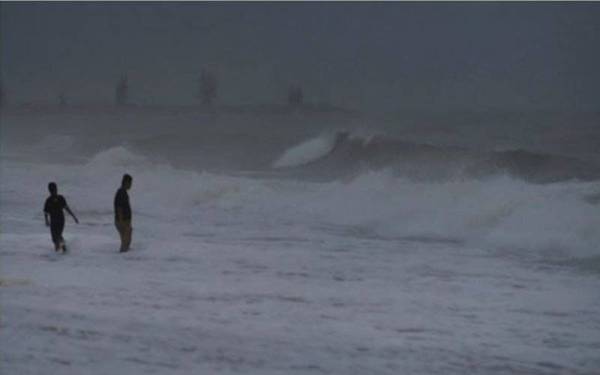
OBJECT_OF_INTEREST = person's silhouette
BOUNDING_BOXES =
[44,182,79,252]
[114,174,133,252]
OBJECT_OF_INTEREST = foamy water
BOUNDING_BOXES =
[1,110,599,374]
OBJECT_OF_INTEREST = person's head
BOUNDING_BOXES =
[48,182,58,196]
[121,174,133,190]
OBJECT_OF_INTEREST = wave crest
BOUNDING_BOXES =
[273,133,341,168]
[86,146,147,169]
[274,132,600,183]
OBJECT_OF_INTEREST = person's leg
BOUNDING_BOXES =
[115,221,126,252]
[50,226,60,251]
[124,223,132,251]
[57,221,66,252]
[50,221,64,252]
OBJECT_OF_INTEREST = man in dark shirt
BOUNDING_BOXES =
[44,182,79,252]
[114,174,133,252]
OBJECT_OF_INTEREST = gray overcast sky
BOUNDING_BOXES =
[1,2,599,111]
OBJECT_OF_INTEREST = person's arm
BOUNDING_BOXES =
[65,204,79,224]
[60,197,78,224]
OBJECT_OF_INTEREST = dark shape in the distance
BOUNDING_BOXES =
[198,69,217,107]
[115,75,129,107]
[287,85,304,107]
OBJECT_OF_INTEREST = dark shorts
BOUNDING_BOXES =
[50,219,65,245]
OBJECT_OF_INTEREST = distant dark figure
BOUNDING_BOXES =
[114,174,133,252]
[44,182,79,252]
[198,68,217,106]
[287,85,304,107]
[115,74,129,107]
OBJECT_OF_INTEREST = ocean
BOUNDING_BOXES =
[1,107,599,374]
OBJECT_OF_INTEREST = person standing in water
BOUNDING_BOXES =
[44,182,79,252]
[114,174,133,253]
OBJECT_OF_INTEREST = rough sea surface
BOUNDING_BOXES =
[1,109,599,374]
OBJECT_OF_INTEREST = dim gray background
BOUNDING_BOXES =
[1,2,599,112]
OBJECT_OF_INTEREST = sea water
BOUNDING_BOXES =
[1,108,599,374]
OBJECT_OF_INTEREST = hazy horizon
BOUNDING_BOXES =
[2,2,599,112]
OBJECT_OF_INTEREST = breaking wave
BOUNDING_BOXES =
[273,134,338,168]
[4,142,599,261]
[273,132,600,183]
[86,146,148,169]
[76,142,600,258]
[82,147,600,258]
[301,172,600,258]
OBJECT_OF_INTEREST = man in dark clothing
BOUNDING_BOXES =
[114,174,133,252]
[44,182,79,252]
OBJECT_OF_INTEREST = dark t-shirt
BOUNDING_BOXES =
[44,195,67,223]
[114,188,131,221]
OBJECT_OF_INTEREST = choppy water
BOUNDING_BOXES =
[1,108,599,374]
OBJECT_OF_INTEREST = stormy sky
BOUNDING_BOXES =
[1,2,599,112]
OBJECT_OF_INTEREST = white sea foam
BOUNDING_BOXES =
[272,134,338,168]
[43,146,588,258]
[304,172,600,257]
[2,111,600,374]
[2,151,600,375]
[86,146,148,169]
[71,148,600,258]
